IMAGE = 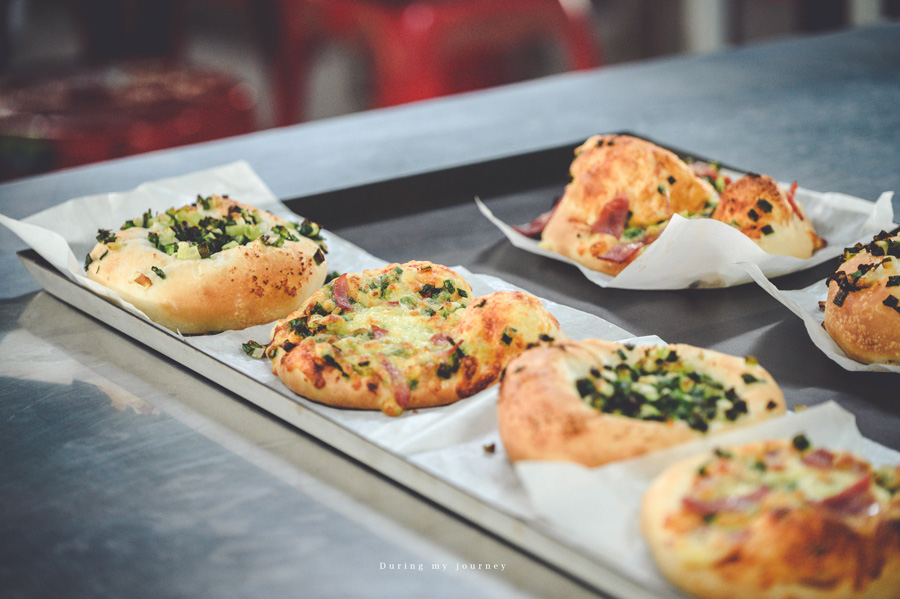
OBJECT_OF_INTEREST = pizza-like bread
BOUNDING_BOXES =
[536,134,720,275]
[823,230,900,364]
[497,339,785,466]
[85,194,327,334]
[712,173,826,258]
[641,436,900,599]
[264,261,563,416]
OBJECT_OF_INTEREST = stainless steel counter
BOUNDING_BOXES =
[2,23,899,598]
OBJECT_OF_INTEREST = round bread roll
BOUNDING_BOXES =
[497,339,785,466]
[539,134,719,276]
[823,231,900,364]
[712,173,825,258]
[265,261,563,416]
[641,437,900,599]
[85,194,328,334]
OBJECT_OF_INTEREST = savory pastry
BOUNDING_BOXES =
[264,261,563,416]
[497,339,784,466]
[85,194,327,334]
[712,173,826,258]
[641,436,900,599]
[536,134,720,275]
[823,230,900,364]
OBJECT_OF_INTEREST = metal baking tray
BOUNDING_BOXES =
[16,135,900,599]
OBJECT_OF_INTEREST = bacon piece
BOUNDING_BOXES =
[380,359,410,410]
[430,332,451,345]
[785,181,804,220]
[371,325,388,339]
[598,241,644,263]
[513,197,562,238]
[683,487,770,517]
[442,339,464,357]
[802,448,835,469]
[689,162,720,179]
[818,476,878,516]
[332,273,353,312]
[590,195,630,238]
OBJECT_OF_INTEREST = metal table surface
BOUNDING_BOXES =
[2,23,900,599]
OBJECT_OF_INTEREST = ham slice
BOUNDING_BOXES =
[785,181,804,220]
[513,197,562,238]
[598,241,643,263]
[381,359,410,410]
[683,487,770,516]
[332,273,353,312]
[590,195,630,238]
[802,448,835,469]
[819,476,878,516]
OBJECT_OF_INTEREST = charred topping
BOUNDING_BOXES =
[241,340,266,359]
[828,232,900,307]
[89,196,327,264]
[574,345,758,432]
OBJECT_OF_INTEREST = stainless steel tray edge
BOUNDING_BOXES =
[19,249,661,599]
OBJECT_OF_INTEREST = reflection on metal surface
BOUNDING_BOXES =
[1,292,573,599]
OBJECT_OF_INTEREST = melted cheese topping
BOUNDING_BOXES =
[687,440,897,525]
[278,264,473,381]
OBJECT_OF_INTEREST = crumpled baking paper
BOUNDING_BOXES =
[741,262,900,373]
[477,185,895,290]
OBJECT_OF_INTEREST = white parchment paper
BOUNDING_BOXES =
[477,185,895,290]
[741,262,900,374]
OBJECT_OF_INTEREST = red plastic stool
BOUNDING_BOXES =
[271,0,602,125]
[0,61,256,180]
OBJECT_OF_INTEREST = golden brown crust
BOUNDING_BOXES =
[823,233,900,364]
[539,134,719,276]
[267,261,564,416]
[85,195,327,334]
[497,339,785,466]
[641,439,900,599]
[712,173,826,258]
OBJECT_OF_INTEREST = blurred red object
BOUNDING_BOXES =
[0,0,258,181]
[0,61,256,181]
[270,0,603,125]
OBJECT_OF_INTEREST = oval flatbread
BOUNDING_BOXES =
[85,194,327,334]
[497,339,785,466]
[265,261,563,416]
[641,436,900,599]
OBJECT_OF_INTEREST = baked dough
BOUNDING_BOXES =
[527,135,827,276]
[641,437,900,599]
[497,339,785,466]
[265,261,563,416]
[823,230,900,364]
[85,194,328,334]
[712,173,826,258]
[538,134,720,275]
